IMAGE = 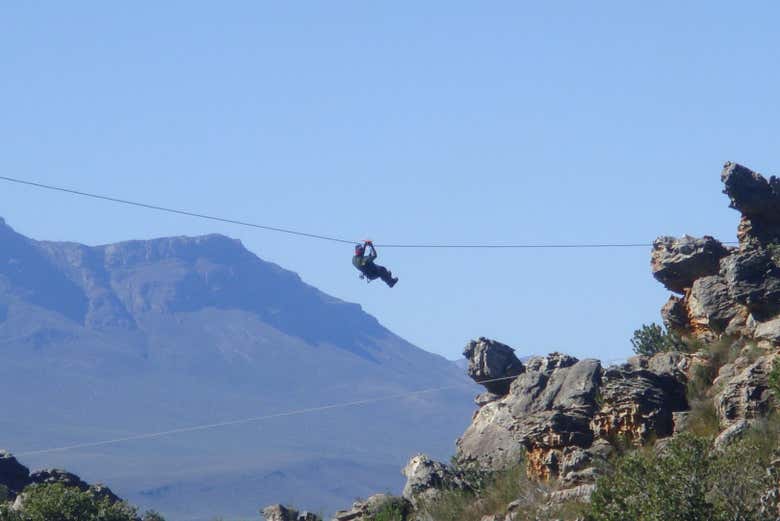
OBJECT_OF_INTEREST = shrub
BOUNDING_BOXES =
[142,510,167,521]
[0,505,22,521]
[630,323,686,356]
[13,483,138,521]
[708,422,777,521]
[368,501,406,521]
[420,464,546,521]
[587,434,714,521]
[586,423,780,521]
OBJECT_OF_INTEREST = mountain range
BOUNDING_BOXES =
[0,218,476,520]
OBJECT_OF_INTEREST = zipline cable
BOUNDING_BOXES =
[0,175,356,245]
[15,374,518,457]
[0,175,688,249]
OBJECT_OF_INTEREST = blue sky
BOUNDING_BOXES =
[2,2,779,361]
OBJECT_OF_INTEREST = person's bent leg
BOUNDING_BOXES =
[375,265,397,287]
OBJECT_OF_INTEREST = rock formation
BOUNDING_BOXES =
[28,468,121,504]
[0,451,30,499]
[401,454,472,509]
[463,337,525,396]
[654,163,780,343]
[715,354,776,429]
[0,452,122,506]
[455,341,689,483]
[331,494,410,521]
[262,504,322,521]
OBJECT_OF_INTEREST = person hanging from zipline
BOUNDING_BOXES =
[352,240,398,287]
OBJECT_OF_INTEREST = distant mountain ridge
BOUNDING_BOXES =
[0,218,476,520]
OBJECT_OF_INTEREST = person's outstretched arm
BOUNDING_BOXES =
[366,242,377,260]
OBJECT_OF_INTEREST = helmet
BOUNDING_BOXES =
[355,244,365,255]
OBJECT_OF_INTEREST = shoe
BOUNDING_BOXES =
[389,277,398,288]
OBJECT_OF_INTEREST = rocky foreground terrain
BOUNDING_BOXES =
[3,162,780,520]
[261,162,780,521]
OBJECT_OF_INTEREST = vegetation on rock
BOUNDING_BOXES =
[0,483,146,521]
[630,322,686,355]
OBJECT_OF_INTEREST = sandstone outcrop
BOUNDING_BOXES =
[715,354,776,428]
[721,161,780,247]
[655,163,780,344]
[456,340,691,483]
[463,338,525,395]
[652,235,730,294]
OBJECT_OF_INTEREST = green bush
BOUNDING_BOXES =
[587,434,713,521]
[586,425,779,521]
[420,464,551,521]
[0,505,23,521]
[630,323,686,356]
[7,483,138,521]
[368,501,406,521]
[141,510,166,521]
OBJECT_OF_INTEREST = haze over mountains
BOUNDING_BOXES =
[0,218,476,520]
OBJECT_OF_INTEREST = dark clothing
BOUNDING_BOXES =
[352,245,397,287]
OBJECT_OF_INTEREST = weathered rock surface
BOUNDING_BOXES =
[463,338,525,395]
[332,494,410,521]
[590,364,687,445]
[722,161,780,246]
[721,249,780,320]
[715,355,776,428]
[652,235,729,294]
[456,352,601,479]
[401,454,472,508]
[655,163,780,344]
[262,504,321,521]
[713,419,754,450]
[0,451,30,499]
[456,342,691,482]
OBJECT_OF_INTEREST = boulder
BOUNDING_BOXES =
[401,454,472,508]
[463,338,525,395]
[721,162,780,245]
[661,295,689,333]
[755,316,780,343]
[687,275,740,333]
[651,235,729,294]
[720,249,780,319]
[713,419,754,450]
[262,504,321,521]
[0,451,30,499]
[628,351,697,382]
